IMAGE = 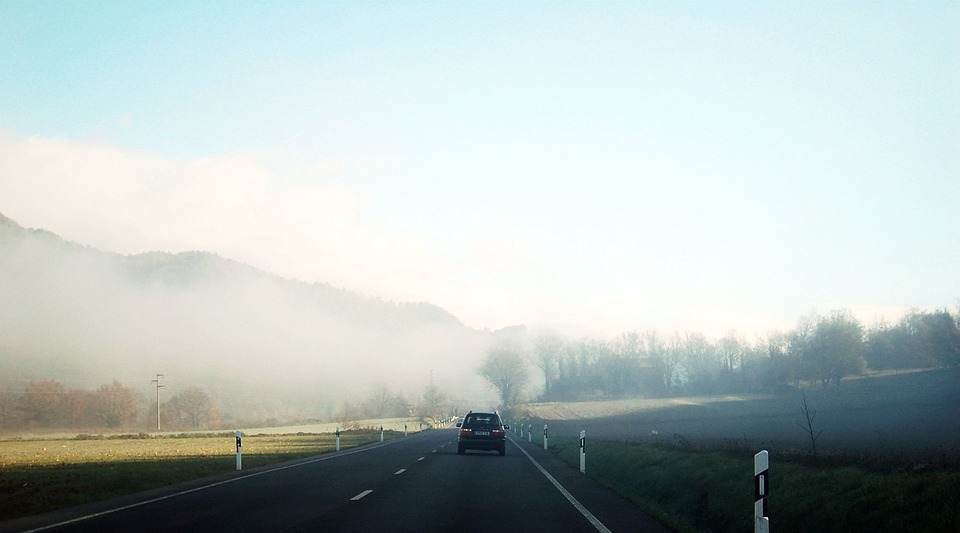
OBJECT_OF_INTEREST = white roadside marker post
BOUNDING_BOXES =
[380,425,384,442]
[404,424,408,437]
[336,427,341,452]
[755,450,770,533]
[579,430,586,474]
[528,424,532,443]
[543,424,548,450]
[235,431,242,471]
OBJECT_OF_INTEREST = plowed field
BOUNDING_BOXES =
[518,368,960,457]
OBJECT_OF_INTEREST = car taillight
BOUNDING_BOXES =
[459,428,472,437]
[492,429,504,437]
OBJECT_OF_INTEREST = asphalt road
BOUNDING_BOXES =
[1,429,673,533]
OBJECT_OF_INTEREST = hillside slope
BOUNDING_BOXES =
[0,212,510,417]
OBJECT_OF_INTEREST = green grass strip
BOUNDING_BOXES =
[549,438,960,533]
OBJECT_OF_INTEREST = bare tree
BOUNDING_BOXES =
[478,343,529,408]
[16,379,66,428]
[760,331,790,388]
[614,331,642,358]
[419,382,446,422]
[167,387,219,429]
[363,382,394,419]
[530,333,564,399]
[797,388,824,456]
[717,330,745,373]
[810,310,866,387]
[643,330,674,395]
[0,389,17,431]
[788,311,821,386]
[91,380,138,428]
[681,330,716,392]
[336,400,363,430]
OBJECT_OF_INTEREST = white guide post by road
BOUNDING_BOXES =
[755,450,770,533]
[579,430,586,474]
[235,431,242,471]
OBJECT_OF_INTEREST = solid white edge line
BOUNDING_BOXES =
[17,438,404,533]
[350,490,373,501]
[509,436,612,533]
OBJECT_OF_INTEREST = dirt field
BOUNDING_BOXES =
[519,368,960,458]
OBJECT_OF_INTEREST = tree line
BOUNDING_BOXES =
[0,379,221,433]
[479,308,960,405]
[334,381,456,429]
[1,376,455,434]
[1,376,463,434]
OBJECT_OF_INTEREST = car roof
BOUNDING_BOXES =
[463,412,500,422]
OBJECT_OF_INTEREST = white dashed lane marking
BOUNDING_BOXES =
[351,490,373,501]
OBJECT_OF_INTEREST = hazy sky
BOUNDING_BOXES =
[1,1,958,339]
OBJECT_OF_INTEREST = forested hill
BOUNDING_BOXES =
[0,212,507,414]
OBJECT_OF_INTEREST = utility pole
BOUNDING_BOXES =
[151,374,164,431]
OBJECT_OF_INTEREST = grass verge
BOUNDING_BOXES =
[0,430,397,521]
[549,438,960,533]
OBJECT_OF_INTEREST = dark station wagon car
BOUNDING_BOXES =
[457,411,509,456]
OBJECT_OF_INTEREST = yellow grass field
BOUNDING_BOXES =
[0,430,396,521]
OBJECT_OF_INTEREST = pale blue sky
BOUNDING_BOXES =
[1,1,958,338]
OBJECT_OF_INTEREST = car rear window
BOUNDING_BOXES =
[465,414,500,427]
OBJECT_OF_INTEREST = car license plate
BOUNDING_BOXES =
[475,431,490,436]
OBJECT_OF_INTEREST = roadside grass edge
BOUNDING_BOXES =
[547,437,960,533]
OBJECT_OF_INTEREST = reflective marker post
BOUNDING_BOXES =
[380,425,384,442]
[336,427,341,452]
[579,430,586,474]
[755,450,770,533]
[528,424,532,443]
[235,431,242,471]
[543,424,548,450]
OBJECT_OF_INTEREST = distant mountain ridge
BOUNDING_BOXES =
[118,249,464,327]
[0,212,511,417]
[0,212,462,327]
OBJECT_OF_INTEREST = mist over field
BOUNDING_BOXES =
[2,3,958,446]
[0,213,511,423]
[3,209,959,457]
